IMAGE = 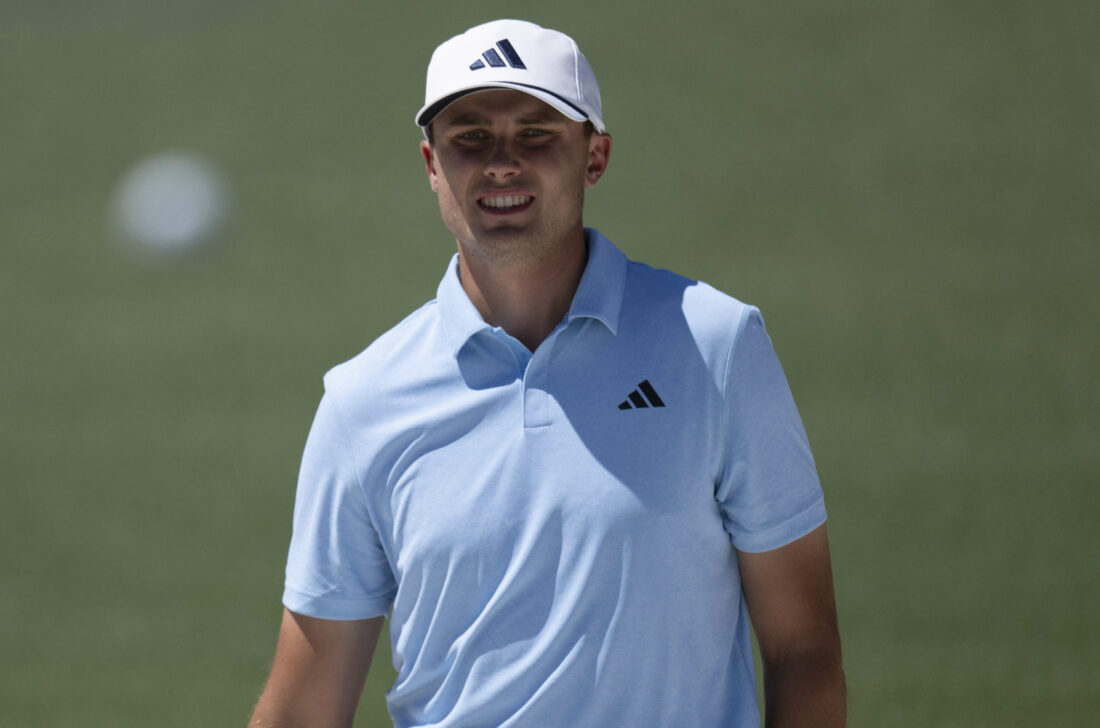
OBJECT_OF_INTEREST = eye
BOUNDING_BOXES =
[519,128,554,143]
[451,129,489,145]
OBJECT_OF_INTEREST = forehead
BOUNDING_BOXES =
[434,89,572,127]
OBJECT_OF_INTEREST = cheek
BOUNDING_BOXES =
[434,157,472,199]
[434,177,469,230]
[437,174,463,210]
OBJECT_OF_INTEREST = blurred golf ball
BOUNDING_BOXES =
[112,151,230,259]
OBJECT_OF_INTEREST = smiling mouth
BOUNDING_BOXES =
[478,194,534,212]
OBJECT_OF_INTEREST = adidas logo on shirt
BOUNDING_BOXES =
[469,39,527,70]
[618,380,666,410]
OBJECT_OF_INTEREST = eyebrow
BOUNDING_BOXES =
[518,113,563,125]
[440,111,565,128]
[441,113,488,128]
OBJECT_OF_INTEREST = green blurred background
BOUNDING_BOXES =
[2,1,1096,725]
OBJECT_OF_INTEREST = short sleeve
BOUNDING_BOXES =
[282,391,397,619]
[714,307,827,553]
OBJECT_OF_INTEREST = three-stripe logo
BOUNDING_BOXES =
[469,39,527,71]
[618,380,666,410]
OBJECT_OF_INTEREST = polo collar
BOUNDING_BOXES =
[436,227,626,358]
[567,228,625,336]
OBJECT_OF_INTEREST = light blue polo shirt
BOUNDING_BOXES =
[284,229,826,728]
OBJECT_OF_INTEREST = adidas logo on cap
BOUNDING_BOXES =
[469,39,526,70]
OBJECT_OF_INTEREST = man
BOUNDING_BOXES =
[250,19,844,728]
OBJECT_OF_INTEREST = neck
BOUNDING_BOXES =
[456,228,588,352]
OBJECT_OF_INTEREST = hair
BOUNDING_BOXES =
[425,119,596,147]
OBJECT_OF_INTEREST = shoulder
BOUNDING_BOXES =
[622,257,758,361]
[321,299,449,405]
[625,257,752,319]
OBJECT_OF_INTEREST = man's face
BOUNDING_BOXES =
[421,89,611,266]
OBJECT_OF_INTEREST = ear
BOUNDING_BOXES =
[584,133,612,188]
[421,140,440,192]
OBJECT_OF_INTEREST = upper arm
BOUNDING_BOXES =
[716,307,827,553]
[250,608,385,728]
[737,523,841,667]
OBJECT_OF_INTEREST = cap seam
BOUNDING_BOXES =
[570,39,582,104]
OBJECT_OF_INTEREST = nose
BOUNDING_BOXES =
[483,138,521,181]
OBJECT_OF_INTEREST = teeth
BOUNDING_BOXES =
[481,195,531,209]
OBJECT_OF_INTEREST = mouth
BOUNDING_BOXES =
[477,192,534,214]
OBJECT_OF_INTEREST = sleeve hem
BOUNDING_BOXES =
[282,586,394,621]
[729,497,827,554]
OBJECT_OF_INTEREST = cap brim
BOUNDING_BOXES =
[416,82,595,131]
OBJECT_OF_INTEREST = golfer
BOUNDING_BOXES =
[250,19,845,728]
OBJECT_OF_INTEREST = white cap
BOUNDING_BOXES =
[416,19,606,135]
